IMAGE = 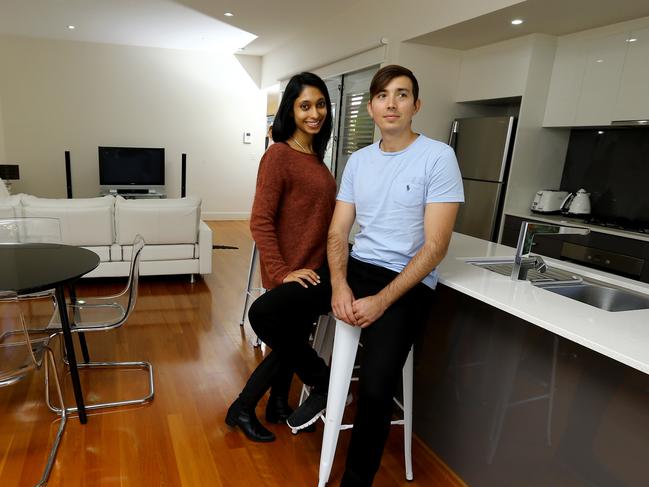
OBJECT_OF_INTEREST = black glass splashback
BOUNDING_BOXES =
[561,127,649,228]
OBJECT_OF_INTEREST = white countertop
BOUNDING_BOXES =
[438,233,649,375]
[506,211,649,243]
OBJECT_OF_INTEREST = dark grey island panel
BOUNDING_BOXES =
[414,284,649,487]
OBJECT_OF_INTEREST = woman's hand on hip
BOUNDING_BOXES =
[283,268,321,288]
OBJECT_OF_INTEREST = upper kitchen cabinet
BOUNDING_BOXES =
[544,17,649,127]
[543,32,628,126]
[542,38,587,127]
[574,32,628,126]
[614,26,649,122]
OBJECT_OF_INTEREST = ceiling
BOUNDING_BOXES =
[0,0,257,53]
[174,0,353,55]
[1,0,649,56]
[408,0,649,50]
[0,0,352,56]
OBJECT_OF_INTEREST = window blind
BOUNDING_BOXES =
[341,91,373,155]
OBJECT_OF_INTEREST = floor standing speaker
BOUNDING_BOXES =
[65,151,73,199]
[181,153,187,198]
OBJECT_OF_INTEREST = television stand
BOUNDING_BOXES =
[101,188,167,199]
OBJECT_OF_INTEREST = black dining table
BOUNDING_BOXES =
[0,243,100,423]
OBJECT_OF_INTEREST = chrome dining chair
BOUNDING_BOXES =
[0,218,62,343]
[45,234,154,413]
[0,291,67,487]
[0,217,62,245]
[0,217,94,363]
[0,217,61,301]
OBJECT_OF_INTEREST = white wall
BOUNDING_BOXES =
[503,35,569,217]
[0,93,6,164]
[456,35,534,101]
[395,42,463,143]
[0,35,266,219]
[261,0,523,87]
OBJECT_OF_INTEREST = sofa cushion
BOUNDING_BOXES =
[122,243,196,261]
[110,244,122,262]
[21,195,115,246]
[115,196,201,245]
[0,194,22,218]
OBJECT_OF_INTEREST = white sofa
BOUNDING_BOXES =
[0,193,212,279]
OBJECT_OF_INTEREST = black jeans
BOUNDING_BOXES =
[249,258,433,486]
[235,265,333,413]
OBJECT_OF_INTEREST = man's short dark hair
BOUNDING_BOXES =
[369,65,419,104]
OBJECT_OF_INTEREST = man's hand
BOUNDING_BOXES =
[331,281,358,325]
[352,295,387,328]
[282,269,321,288]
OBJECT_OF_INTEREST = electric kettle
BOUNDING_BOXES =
[561,188,591,216]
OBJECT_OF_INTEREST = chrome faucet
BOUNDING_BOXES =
[511,221,590,281]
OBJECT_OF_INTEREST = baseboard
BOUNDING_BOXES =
[201,211,250,221]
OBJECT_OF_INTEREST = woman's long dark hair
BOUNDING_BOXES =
[272,72,333,161]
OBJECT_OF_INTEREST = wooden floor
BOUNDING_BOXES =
[0,221,466,487]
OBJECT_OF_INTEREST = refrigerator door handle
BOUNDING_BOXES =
[449,120,459,147]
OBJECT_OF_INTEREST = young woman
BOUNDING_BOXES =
[226,73,336,442]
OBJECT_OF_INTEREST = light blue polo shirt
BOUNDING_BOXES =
[337,135,464,289]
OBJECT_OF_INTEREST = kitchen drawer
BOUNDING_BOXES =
[561,241,644,277]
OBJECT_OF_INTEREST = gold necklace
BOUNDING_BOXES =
[292,137,313,154]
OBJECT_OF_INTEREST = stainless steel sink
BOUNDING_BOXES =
[466,257,649,312]
[536,282,649,312]
[468,259,582,283]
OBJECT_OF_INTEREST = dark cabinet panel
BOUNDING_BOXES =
[415,286,649,487]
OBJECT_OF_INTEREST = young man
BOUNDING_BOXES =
[249,65,464,487]
[285,64,465,485]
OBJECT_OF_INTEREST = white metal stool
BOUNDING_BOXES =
[240,242,264,347]
[317,317,414,487]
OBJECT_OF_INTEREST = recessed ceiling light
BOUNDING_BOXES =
[224,12,233,17]
[597,130,604,135]
[511,19,524,25]
[627,38,637,42]
[596,59,604,63]
[67,25,76,30]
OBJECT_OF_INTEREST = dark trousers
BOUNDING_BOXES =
[236,268,333,411]
[249,258,433,487]
[236,351,294,410]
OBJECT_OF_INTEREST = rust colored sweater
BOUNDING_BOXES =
[250,142,337,289]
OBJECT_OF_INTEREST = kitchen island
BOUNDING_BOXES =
[412,232,649,486]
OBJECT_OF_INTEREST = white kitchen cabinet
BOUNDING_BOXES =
[574,32,628,126]
[543,37,587,126]
[614,26,649,122]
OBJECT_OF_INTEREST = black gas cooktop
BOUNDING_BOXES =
[585,216,649,235]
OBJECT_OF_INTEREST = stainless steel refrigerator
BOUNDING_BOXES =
[449,116,516,242]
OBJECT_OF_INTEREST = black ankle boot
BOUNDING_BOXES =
[265,395,294,424]
[226,399,275,442]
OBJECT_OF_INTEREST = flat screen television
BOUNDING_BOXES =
[98,146,165,193]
